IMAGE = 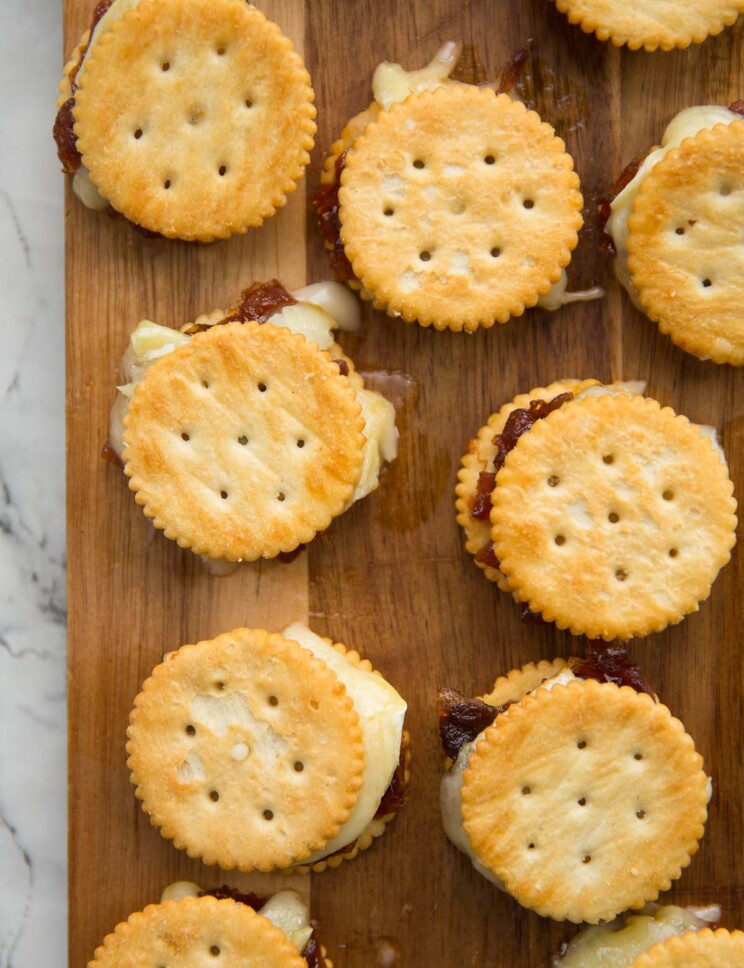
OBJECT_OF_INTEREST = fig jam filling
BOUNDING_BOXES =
[182,279,297,335]
[496,47,528,95]
[313,150,355,282]
[198,887,323,967]
[440,648,653,758]
[729,100,744,116]
[471,392,574,570]
[597,150,650,256]
[53,0,115,172]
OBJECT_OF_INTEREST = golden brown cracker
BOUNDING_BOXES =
[481,658,570,707]
[554,0,744,51]
[455,380,598,588]
[461,680,709,923]
[631,928,744,967]
[628,121,744,365]
[127,628,365,871]
[123,322,365,562]
[88,896,307,967]
[73,0,315,240]
[491,393,737,639]
[339,84,583,331]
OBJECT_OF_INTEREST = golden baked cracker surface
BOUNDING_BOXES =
[339,85,583,331]
[628,121,744,365]
[122,322,365,562]
[631,928,744,967]
[73,0,315,240]
[89,896,307,967]
[127,628,365,871]
[461,680,709,923]
[490,393,737,639]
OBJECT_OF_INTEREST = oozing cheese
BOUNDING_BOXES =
[159,882,313,953]
[606,106,739,305]
[440,667,578,885]
[283,623,407,864]
[109,290,398,515]
[556,904,721,968]
[536,270,605,311]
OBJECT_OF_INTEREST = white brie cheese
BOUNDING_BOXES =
[283,623,406,864]
[607,106,739,304]
[372,41,462,111]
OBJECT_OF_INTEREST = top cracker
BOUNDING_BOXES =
[72,0,316,240]
[338,85,583,331]
[553,0,744,51]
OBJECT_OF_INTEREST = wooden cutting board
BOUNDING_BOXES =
[65,2,744,964]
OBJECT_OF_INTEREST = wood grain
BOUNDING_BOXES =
[65,1,744,965]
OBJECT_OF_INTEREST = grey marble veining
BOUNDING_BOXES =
[0,1,67,965]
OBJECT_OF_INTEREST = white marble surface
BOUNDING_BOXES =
[0,1,67,965]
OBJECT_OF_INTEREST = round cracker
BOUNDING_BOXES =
[461,680,709,924]
[127,628,365,871]
[490,393,737,640]
[480,658,570,707]
[122,322,365,562]
[339,85,583,331]
[73,0,316,240]
[553,0,744,51]
[631,928,744,967]
[628,121,744,366]
[88,895,307,967]
[455,379,599,588]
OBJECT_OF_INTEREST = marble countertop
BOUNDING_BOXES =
[0,1,67,964]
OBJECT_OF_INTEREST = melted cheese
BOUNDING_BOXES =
[282,623,406,864]
[537,270,605,311]
[557,905,721,968]
[109,298,397,516]
[159,883,312,953]
[440,668,578,885]
[372,41,462,111]
[607,106,739,304]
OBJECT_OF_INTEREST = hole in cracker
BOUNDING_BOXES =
[554,535,566,546]
[258,382,267,392]
[608,512,619,523]
[216,45,226,55]
[582,854,591,864]
[669,547,679,558]
[528,842,535,849]
[185,724,196,736]
[577,740,587,749]
[384,207,395,217]
[277,492,286,502]
[419,251,432,262]
[220,490,228,500]
[218,165,228,177]
[634,752,643,760]
[245,98,253,108]
[202,380,209,389]
[268,695,279,706]
[675,226,685,235]
[209,790,220,801]
[161,61,171,71]
[547,475,559,487]
[636,809,646,819]
[181,432,190,441]
[210,945,221,957]
[702,278,712,288]
[412,159,425,169]
[521,785,531,795]
[490,247,501,258]
[163,179,172,190]
[603,454,614,465]
[484,154,496,165]
[134,128,143,140]
[238,435,248,446]
[263,809,274,821]
[188,107,204,125]
[296,438,305,448]
[662,489,674,501]
[523,199,535,209]
[720,183,732,196]
[578,797,587,806]
[615,568,628,582]
[310,699,319,710]
[294,761,304,772]
[215,681,225,691]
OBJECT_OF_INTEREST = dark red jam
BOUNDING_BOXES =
[313,150,355,282]
[333,358,350,377]
[53,0,115,172]
[198,887,323,966]
[470,393,574,572]
[181,280,297,335]
[570,644,655,697]
[598,150,650,256]
[374,744,408,818]
[496,47,529,95]
[438,687,510,759]
[100,440,123,469]
[729,100,744,117]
